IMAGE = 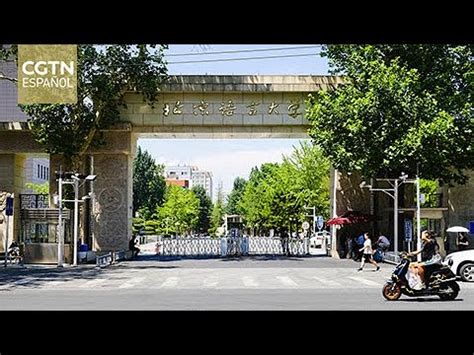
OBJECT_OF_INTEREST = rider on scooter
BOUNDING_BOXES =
[408,230,442,289]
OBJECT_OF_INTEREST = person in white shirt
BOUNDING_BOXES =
[358,232,380,271]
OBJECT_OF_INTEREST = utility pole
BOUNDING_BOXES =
[331,169,338,257]
[416,175,421,262]
[57,166,63,267]
[73,176,79,266]
[394,178,399,256]
[362,178,403,255]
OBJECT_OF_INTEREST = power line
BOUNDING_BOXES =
[168,52,321,65]
[165,45,322,57]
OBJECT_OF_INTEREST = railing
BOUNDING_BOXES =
[159,236,310,257]
[96,250,129,267]
[161,238,221,256]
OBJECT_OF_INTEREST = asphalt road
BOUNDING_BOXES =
[1,256,472,310]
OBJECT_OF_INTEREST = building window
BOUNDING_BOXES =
[37,164,40,178]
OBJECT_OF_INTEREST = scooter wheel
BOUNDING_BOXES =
[438,282,459,301]
[382,282,402,301]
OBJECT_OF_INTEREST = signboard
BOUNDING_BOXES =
[6,197,14,216]
[404,218,413,242]
[316,216,324,231]
[302,221,310,230]
[469,221,474,235]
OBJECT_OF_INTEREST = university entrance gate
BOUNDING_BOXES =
[1,75,344,259]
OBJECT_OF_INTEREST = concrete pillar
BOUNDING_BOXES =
[0,153,27,252]
[92,153,132,251]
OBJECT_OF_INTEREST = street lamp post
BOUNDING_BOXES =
[72,176,79,266]
[56,171,96,267]
[416,175,421,262]
[57,167,63,267]
[399,174,422,262]
[362,173,421,258]
[362,178,403,255]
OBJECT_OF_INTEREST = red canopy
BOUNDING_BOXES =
[326,211,376,225]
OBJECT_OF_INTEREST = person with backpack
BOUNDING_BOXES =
[355,234,365,261]
[357,232,380,272]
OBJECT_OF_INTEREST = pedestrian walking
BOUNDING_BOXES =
[355,234,365,261]
[358,233,380,272]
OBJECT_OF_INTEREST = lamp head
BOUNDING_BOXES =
[85,175,97,182]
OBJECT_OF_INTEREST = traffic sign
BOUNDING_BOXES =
[316,216,324,231]
[302,221,310,230]
[6,197,14,216]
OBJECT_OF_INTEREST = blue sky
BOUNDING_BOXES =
[138,45,329,199]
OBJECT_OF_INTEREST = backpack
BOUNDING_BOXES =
[373,250,383,262]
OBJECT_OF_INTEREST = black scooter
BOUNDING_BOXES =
[382,252,459,301]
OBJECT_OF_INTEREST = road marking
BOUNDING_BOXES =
[118,277,146,289]
[347,276,381,286]
[311,276,341,287]
[160,277,179,288]
[202,277,218,288]
[276,276,298,287]
[79,278,108,288]
[242,276,258,287]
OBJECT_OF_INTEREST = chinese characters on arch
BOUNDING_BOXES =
[162,99,302,118]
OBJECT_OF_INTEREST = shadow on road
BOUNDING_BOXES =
[0,266,102,292]
[395,298,464,303]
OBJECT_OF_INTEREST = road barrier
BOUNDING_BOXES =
[160,236,310,257]
[96,250,130,268]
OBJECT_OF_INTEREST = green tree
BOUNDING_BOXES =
[209,183,225,236]
[156,185,200,235]
[25,182,49,194]
[419,179,439,208]
[284,141,330,219]
[239,163,280,232]
[225,177,247,215]
[133,146,166,219]
[306,44,473,184]
[0,44,168,168]
[239,143,330,233]
[191,185,212,233]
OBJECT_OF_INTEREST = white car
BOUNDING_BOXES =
[443,250,474,282]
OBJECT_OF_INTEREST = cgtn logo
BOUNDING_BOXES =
[18,45,77,104]
[21,60,75,88]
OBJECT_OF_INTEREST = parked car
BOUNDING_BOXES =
[443,250,474,282]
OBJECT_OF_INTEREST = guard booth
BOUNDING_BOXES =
[19,194,72,263]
